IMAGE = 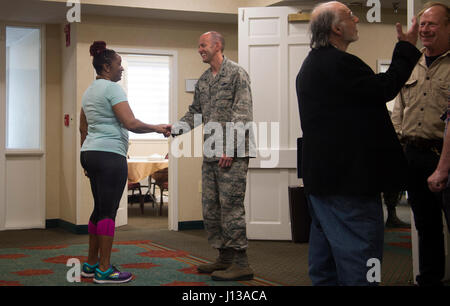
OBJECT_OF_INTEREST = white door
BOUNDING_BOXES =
[238,7,309,240]
[0,25,45,231]
[116,186,128,227]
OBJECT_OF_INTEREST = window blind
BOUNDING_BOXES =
[119,54,170,140]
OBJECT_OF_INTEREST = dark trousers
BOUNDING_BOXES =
[383,191,402,210]
[404,144,449,286]
[443,186,450,233]
[80,151,128,224]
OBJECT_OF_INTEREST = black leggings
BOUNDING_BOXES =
[80,151,128,224]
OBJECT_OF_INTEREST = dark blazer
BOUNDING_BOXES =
[296,41,421,196]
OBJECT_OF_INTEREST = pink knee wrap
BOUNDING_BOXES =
[96,219,115,237]
[88,221,97,235]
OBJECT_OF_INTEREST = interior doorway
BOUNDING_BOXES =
[114,48,178,230]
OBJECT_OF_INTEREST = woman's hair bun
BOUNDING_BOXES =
[89,41,107,56]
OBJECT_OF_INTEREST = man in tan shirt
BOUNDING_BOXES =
[391,2,449,286]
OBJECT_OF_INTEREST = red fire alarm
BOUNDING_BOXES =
[64,23,70,47]
[64,114,70,127]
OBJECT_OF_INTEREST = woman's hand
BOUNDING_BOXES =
[155,124,172,137]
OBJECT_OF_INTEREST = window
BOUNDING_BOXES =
[5,26,41,149]
[118,54,170,140]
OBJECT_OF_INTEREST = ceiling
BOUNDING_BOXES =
[0,0,237,24]
[0,0,410,24]
[272,0,408,9]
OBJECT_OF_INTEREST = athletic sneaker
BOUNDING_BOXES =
[94,266,133,284]
[81,262,99,278]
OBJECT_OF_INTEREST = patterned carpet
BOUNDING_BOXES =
[0,240,281,286]
[384,228,412,254]
[381,228,413,286]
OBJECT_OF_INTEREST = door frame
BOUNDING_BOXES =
[103,47,179,230]
[0,22,46,230]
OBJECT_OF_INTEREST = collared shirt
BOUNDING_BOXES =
[391,49,450,140]
[174,56,255,161]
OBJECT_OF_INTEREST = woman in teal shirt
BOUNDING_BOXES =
[79,41,171,284]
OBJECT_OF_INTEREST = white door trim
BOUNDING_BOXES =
[107,47,179,230]
[0,23,6,230]
[0,23,46,230]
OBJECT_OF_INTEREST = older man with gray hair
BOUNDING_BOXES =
[296,1,421,285]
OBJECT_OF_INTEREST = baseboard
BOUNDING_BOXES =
[46,219,203,233]
[178,220,204,230]
[45,219,88,235]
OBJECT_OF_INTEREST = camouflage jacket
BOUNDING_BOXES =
[175,56,255,162]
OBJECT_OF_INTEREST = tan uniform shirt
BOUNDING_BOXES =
[391,49,450,140]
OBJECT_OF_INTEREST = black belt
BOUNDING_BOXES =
[401,136,443,154]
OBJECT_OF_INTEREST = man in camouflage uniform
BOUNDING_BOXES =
[172,31,255,281]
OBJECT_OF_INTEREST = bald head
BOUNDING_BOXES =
[311,1,344,20]
[201,31,225,52]
[198,31,226,69]
[418,2,449,24]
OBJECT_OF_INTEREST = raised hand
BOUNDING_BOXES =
[396,16,419,46]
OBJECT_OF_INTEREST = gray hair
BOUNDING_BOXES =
[309,4,340,49]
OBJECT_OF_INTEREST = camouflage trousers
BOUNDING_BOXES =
[202,158,249,251]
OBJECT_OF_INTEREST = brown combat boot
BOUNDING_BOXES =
[211,263,254,281]
[197,261,232,274]
[197,248,234,273]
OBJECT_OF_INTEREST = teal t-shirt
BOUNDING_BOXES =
[81,79,129,157]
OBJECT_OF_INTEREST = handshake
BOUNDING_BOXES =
[155,124,172,137]
[154,124,183,138]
